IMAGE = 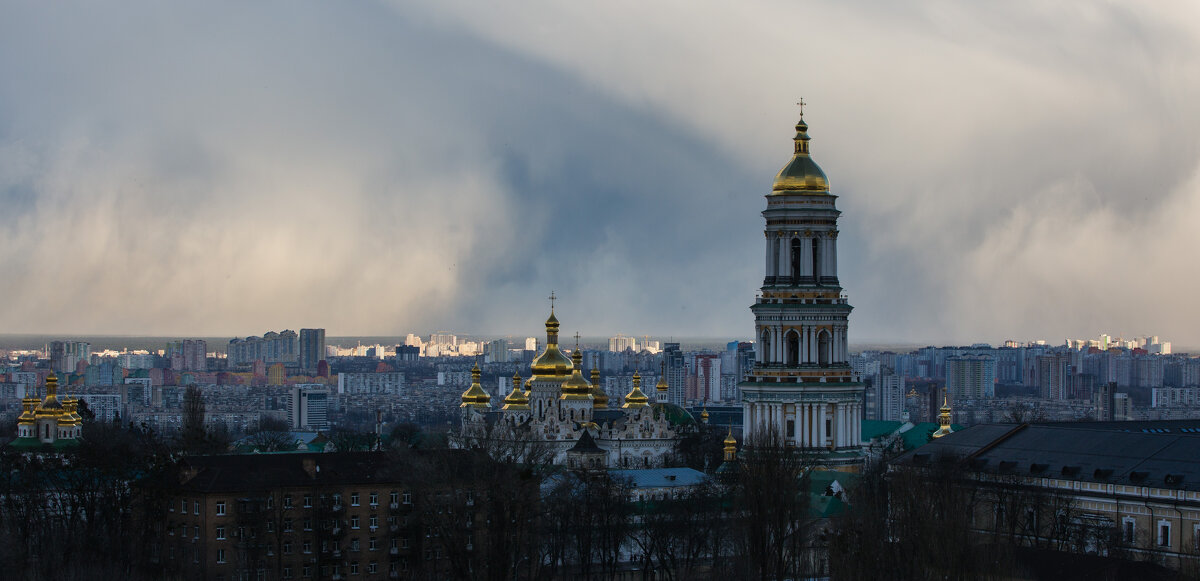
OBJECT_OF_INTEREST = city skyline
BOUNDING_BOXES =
[2,2,1199,345]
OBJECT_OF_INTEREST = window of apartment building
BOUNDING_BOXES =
[367,562,377,574]
[193,525,199,539]
[179,524,186,537]
[390,491,399,505]
[283,518,293,532]
[1194,524,1200,550]
[1158,520,1172,548]
[1123,518,1136,543]
[265,520,274,533]
[303,541,312,554]
[351,515,360,529]
[194,501,200,515]
[303,494,312,508]
[180,499,187,513]
[369,515,378,529]
[282,567,292,579]
[351,493,360,506]
[302,566,311,578]
[216,527,226,540]
[216,501,226,516]
[266,495,274,509]
[403,492,412,504]
[304,518,313,531]
[401,537,409,549]
[350,562,359,575]
[369,492,378,506]
[284,495,293,509]
[351,538,360,552]
[333,493,342,506]
[283,541,292,555]
[369,537,378,551]
[217,549,226,564]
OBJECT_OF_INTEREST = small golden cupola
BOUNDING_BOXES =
[771,101,830,194]
[530,296,574,381]
[701,407,710,424]
[460,362,492,409]
[503,371,530,411]
[622,371,650,409]
[932,388,954,439]
[559,344,593,402]
[723,428,738,462]
[655,363,669,403]
[590,367,608,409]
[35,372,65,417]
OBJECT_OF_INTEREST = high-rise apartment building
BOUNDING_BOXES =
[288,386,330,430]
[49,341,90,374]
[1037,354,1070,401]
[227,330,299,366]
[946,355,996,402]
[608,335,638,353]
[739,112,864,467]
[662,343,686,406]
[299,328,325,374]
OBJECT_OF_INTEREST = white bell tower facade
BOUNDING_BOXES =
[740,108,864,468]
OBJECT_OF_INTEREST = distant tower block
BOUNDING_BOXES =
[739,106,865,468]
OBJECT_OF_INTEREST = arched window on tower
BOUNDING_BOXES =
[790,238,802,282]
[812,237,822,282]
[818,330,831,367]
[761,330,772,364]
[785,330,800,366]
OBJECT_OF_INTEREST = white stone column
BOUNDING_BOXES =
[780,235,793,280]
[829,236,838,279]
[801,237,813,278]
[818,404,827,447]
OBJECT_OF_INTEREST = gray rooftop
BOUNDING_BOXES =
[893,423,1200,491]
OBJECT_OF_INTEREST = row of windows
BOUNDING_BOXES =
[176,491,414,516]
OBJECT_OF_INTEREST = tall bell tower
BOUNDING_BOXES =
[739,105,864,467]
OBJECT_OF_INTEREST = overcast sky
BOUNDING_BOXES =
[2,1,1199,346]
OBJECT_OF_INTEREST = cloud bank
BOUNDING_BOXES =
[1,1,1199,346]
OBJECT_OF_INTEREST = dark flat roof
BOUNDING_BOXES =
[894,422,1200,491]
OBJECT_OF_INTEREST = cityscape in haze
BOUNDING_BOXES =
[4,2,1200,580]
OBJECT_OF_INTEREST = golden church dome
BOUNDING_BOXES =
[503,371,530,410]
[590,367,608,409]
[771,114,830,194]
[460,363,492,409]
[560,349,594,401]
[622,371,650,409]
[530,309,573,381]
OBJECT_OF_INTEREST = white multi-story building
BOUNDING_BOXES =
[336,372,406,395]
[288,385,330,431]
[609,335,639,353]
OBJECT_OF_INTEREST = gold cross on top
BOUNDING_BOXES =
[548,291,556,310]
[796,98,806,117]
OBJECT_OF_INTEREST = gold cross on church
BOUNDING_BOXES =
[796,98,806,117]
[548,291,556,310]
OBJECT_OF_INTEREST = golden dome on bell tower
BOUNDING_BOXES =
[771,101,830,194]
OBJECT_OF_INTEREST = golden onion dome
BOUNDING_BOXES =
[771,114,830,194]
[35,373,64,415]
[590,367,608,409]
[530,308,573,380]
[655,374,668,393]
[459,363,492,409]
[723,428,738,461]
[503,371,530,410]
[560,349,594,401]
[701,408,710,423]
[622,371,650,409]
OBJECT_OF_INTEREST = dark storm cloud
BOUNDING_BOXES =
[2,1,1199,346]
